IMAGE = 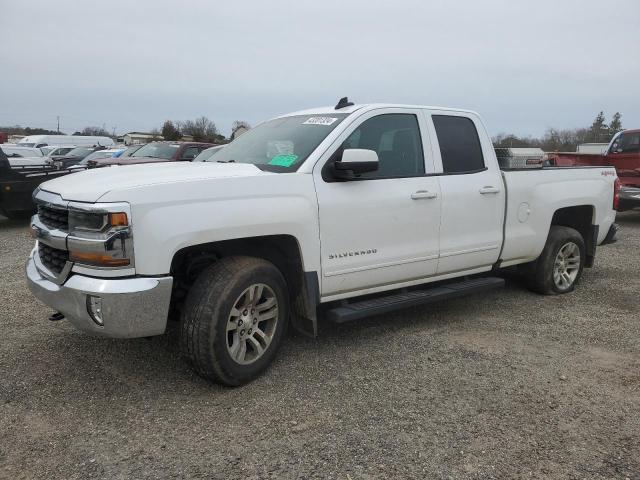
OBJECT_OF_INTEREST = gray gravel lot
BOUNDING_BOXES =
[1,213,639,479]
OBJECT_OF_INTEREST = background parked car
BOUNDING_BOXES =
[41,145,76,158]
[51,146,107,169]
[91,141,215,167]
[0,145,47,167]
[69,148,126,170]
[112,144,143,158]
[192,145,225,162]
[1,145,45,159]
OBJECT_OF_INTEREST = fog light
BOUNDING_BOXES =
[86,295,104,326]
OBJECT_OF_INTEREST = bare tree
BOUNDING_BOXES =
[230,120,251,141]
[493,112,622,152]
[179,116,220,143]
[76,126,110,136]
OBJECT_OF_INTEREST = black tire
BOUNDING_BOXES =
[526,226,585,295]
[180,256,289,386]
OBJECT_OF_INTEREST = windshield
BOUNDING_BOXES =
[82,150,114,162]
[194,146,223,162]
[211,114,349,171]
[131,142,179,159]
[1,146,42,157]
[120,145,142,157]
[65,147,94,158]
[41,146,54,155]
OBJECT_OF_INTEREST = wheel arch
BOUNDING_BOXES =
[169,234,319,336]
[549,205,597,267]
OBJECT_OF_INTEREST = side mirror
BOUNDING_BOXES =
[333,149,379,180]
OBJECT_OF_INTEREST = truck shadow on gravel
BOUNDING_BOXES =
[37,285,517,393]
[0,215,31,228]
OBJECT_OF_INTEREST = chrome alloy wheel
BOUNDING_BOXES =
[226,283,279,365]
[553,242,581,290]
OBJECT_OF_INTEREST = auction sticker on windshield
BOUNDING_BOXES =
[268,154,298,167]
[303,117,338,126]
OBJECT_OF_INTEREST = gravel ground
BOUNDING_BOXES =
[0,213,639,479]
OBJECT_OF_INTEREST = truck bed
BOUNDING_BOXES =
[499,166,617,267]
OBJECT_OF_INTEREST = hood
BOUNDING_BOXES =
[39,161,270,202]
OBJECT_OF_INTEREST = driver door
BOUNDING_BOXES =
[313,109,441,300]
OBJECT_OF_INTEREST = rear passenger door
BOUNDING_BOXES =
[427,112,505,274]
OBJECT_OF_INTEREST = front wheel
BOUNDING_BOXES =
[180,256,289,386]
[526,226,585,295]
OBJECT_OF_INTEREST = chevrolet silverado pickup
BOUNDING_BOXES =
[26,99,619,385]
[547,129,640,211]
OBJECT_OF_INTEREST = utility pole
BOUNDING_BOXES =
[57,116,60,133]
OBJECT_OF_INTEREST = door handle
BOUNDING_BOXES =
[479,186,500,194]
[411,190,438,200]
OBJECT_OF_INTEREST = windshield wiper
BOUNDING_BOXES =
[216,159,236,163]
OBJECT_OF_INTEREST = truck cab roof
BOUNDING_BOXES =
[278,103,479,119]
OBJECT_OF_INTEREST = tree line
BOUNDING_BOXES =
[493,111,623,151]
[1,117,251,143]
[4,111,624,151]
[156,118,251,143]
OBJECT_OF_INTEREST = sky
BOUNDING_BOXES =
[1,0,638,138]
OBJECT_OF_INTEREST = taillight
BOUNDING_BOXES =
[613,177,620,210]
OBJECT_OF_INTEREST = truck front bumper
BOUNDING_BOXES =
[619,186,640,211]
[26,253,173,338]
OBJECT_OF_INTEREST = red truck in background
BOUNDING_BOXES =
[547,129,640,211]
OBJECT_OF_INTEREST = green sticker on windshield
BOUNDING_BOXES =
[268,154,298,167]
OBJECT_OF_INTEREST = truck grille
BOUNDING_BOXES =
[38,205,69,231]
[38,243,69,274]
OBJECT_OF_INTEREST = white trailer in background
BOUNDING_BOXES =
[18,135,114,148]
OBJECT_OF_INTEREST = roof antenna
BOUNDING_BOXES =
[335,97,354,110]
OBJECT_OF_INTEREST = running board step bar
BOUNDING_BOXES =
[327,277,505,323]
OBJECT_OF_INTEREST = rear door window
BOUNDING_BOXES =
[433,115,485,173]
[181,147,200,160]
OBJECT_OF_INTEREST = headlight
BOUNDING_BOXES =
[67,205,133,269]
[68,210,128,234]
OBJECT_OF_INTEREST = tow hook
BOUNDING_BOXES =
[49,312,65,322]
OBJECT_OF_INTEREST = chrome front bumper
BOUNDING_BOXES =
[26,252,173,338]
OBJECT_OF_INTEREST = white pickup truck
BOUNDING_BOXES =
[27,99,619,385]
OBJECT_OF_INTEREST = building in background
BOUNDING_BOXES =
[118,132,164,145]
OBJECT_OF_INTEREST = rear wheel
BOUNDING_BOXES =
[526,226,585,295]
[180,256,289,386]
